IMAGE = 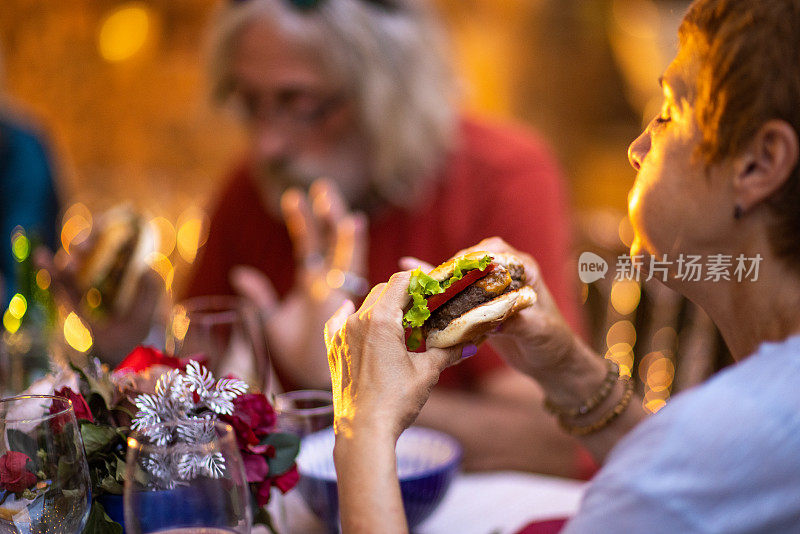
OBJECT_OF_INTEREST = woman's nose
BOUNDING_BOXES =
[628,131,650,171]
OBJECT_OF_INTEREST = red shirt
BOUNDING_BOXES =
[186,117,582,390]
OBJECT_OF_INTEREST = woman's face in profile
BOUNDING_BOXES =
[625,43,736,275]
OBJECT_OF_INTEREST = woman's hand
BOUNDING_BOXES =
[403,237,581,378]
[324,271,463,442]
[412,238,645,461]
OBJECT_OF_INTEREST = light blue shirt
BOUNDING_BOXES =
[564,335,800,533]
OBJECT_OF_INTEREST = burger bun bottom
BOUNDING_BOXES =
[425,286,536,349]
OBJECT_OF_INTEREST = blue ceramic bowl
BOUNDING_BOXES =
[297,426,461,531]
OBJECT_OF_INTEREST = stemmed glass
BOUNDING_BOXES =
[274,390,334,532]
[275,390,334,438]
[123,420,252,534]
[166,296,270,393]
[0,395,92,533]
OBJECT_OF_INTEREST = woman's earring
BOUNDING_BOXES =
[734,204,743,220]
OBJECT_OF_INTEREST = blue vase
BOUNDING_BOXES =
[96,494,125,529]
[97,483,230,533]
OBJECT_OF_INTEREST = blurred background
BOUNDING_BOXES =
[2,0,728,411]
[0,0,690,283]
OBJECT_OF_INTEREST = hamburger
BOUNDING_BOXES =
[75,206,157,317]
[403,251,536,351]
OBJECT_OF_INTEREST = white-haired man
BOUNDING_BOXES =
[186,0,594,478]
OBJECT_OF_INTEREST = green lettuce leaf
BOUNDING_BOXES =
[402,255,492,332]
[406,327,424,351]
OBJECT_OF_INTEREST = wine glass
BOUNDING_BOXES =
[123,420,252,534]
[0,395,92,533]
[166,296,270,393]
[275,390,334,439]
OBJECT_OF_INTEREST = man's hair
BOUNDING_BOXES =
[680,0,800,268]
[209,0,458,206]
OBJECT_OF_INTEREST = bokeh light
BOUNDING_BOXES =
[8,294,27,320]
[36,269,52,290]
[326,269,346,290]
[652,326,678,351]
[98,3,152,63]
[64,312,93,353]
[646,356,675,392]
[11,228,30,262]
[606,319,637,350]
[176,207,209,264]
[170,305,189,342]
[86,288,102,310]
[644,397,667,413]
[61,203,93,255]
[149,216,177,257]
[605,342,634,379]
[3,310,21,334]
[146,252,175,291]
[610,279,641,315]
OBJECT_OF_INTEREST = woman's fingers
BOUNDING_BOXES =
[398,256,434,272]
[373,271,413,316]
[359,282,386,312]
[324,299,356,348]
[416,345,463,376]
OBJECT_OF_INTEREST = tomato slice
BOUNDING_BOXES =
[425,263,495,312]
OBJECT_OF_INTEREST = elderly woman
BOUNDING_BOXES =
[324,0,800,531]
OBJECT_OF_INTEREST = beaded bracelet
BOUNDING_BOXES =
[557,378,635,436]
[543,359,619,418]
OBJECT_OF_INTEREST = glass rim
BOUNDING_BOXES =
[127,419,237,454]
[275,389,333,416]
[0,394,74,424]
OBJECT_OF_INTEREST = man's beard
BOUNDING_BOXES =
[253,137,373,212]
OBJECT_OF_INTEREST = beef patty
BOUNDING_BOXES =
[425,264,524,332]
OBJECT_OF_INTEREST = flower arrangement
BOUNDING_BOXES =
[20,346,299,533]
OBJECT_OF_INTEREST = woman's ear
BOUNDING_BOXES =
[734,120,799,212]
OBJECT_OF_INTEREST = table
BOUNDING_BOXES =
[257,471,586,534]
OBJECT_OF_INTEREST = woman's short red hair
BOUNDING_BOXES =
[681,0,800,268]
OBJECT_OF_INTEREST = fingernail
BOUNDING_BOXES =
[461,344,478,359]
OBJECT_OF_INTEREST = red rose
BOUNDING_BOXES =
[273,464,299,494]
[255,479,272,507]
[220,413,259,450]
[231,394,277,438]
[114,346,183,374]
[53,387,94,423]
[0,451,37,493]
[253,464,298,507]
[241,452,269,483]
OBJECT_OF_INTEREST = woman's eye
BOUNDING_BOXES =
[654,113,671,124]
